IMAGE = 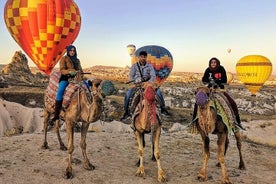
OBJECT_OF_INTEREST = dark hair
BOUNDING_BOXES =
[209,57,220,66]
[208,57,221,71]
[139,51,147,57]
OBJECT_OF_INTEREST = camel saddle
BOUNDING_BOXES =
[44,70,90,112]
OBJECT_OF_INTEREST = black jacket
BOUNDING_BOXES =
[202,65,227,89]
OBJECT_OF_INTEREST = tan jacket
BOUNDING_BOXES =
[59,55,83,75]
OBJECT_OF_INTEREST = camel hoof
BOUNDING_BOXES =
[239,163,246,170]
[84,163,95,170]
[63,171,73,179]
[41,142,49,149]
[197,175,207,181]
[135,167,145,178]
[222,178,232,184]
[158,169,167,182]
[60,144,67,151]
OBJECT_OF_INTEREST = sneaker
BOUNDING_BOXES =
[236,123,246,131]
[161,108,171,116]
[120,113,130,121]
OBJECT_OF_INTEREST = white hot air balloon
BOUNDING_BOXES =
[127,44,136,57]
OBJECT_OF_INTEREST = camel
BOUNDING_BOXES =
[41,75,105,179]
[131,81,166,182]
[194,86,245,184]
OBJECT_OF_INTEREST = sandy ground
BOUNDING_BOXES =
[1,99,276,184]
[0,121,275,184]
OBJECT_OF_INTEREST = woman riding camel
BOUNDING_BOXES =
[192,57,245,130]
[49,45,83,125]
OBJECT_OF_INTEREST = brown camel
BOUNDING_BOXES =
[41,77,105,179]
[132,82,166,182]
[195,86,245,184]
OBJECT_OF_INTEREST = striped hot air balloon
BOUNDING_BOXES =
[131,45,173,86]
[236,55,272,95]
[4,0,81,74]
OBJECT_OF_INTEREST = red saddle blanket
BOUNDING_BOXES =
[44,70,88,112]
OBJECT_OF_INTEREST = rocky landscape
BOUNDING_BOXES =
[0,51,276,184]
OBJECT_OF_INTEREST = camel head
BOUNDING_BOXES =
[90,78,105,101]
[142,82,157,102]
[195,86,211,107]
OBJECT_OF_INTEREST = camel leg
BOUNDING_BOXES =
[64,121,74,179]
[153,126,166,182]
[54,120,67,151]
[197,132,210,181]
[135,133,145,167]
[151,131,157,162]
[217,135,229,167]
[81,122,95,170]
[41,109,50,149]
[217,133,232,184]
[234,131,246,170]
[135,130,145,178]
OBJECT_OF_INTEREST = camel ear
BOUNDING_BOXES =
[92,79,102,88]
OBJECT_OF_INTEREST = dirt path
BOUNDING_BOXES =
[0,128,275,184]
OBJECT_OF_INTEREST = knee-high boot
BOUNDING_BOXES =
[192,104,198,122]
[235,114,246,130]
[49,100,62,126]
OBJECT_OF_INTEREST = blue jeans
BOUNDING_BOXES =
[124,88,165,114]
[56,81,69,101]
[156,88,165,109]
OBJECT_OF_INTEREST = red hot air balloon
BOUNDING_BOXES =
[131,45,173,86]
[4,0,81,74]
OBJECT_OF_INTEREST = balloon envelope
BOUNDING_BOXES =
[131,45,173,85]
[4,0,81,74]
[236,55,272,95]
[227,48,231,53]
[127,44,136,57]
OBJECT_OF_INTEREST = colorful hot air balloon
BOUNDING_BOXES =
[131,45,173,86]
[227,48,231,53]
[4,0,81,74]
[236,55,272,95]
[126,44,136,57]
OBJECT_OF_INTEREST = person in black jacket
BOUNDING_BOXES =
[192,57,245,130]
[202,57,227,89]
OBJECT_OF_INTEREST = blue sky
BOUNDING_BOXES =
[1,0,276,74]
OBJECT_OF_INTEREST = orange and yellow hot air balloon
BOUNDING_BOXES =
[131,45,173,86]
[4,0,81,74]
[236,55,272,95]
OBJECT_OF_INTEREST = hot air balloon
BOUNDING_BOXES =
[131,45,173,86]
[4,0,81,74]
[226,72,234,84]
[227,48,231,53]
[127,44,136,57]
[236,55,272,95]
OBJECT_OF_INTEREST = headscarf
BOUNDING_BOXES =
[66,45,79,70]
[208,57,220,71]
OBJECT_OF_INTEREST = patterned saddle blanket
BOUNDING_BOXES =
[190,91,239,134]
[44,70,90,112]
[129,87,161,125]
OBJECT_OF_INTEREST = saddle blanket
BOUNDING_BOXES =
[44,70,88,112]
